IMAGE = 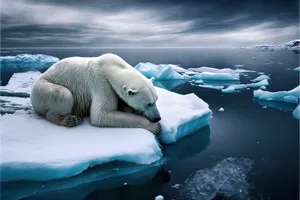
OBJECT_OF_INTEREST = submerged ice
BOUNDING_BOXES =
[179,157,254,200]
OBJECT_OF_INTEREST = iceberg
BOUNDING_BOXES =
[251,75,270,82]
[158,64,188,73]
[135,62,185,80]
[222,79,269,93]
[0,71,41,97]
[0,54,59,72]
[253,86,300,104]
[293,66,300,71]
[153,80,187,91]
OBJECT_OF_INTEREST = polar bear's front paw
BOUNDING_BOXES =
[146,122,161,135]
[60,115,81,127]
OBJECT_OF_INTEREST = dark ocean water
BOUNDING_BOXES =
[1,48,299,200]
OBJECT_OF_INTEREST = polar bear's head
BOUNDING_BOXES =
[122,77,161,122]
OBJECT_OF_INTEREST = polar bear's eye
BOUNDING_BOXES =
[147,103,153,107]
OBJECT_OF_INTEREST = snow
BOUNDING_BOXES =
[155,195,164,200]
[0,71,41,97]
[135,62,185,80]
[222,79,269,93]
[293,66,300,71]
[155,87,212,144]
[179,157,254,200]
[0,54,59,71]
[0,96,32,114]
[0,71,212,181]
[292,105,300,120]
[251,75,270,82]
[253,86,300,104]
[219,107,224,112]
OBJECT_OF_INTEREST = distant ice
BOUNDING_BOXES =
[222,79,269,93]
[252,39,300,51]
[135,62,185,80]
[219,107,224,111]
[0,71,41,97]
[234,69,256,73]
[234,64,244,67]
[179,157,254,200]
[0,54,59,71]
[293,66,300,71]
[253,86,300,104]
[155,195,164,200]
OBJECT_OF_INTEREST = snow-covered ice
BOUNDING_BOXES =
[222,79,269,93]
[251,75,270,82]
[0,54,59,71]
[179,157,254,200]
[293,66,300,71]
[0,71,212,181]
[156,87,212,144]
[0,113,162,181]
[219,107,224,111]
[0,71,41,97]
[135,62,185,80]
[0,96,32,114]
[253,86,300,104]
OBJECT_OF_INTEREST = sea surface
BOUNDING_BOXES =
[1,48,299,200]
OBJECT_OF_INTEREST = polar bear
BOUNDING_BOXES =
[30,53,161,134]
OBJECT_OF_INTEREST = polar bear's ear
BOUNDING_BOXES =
[122,85,137,96]
[149,77,155,83]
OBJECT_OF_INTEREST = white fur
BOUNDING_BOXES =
[30,54,161,133]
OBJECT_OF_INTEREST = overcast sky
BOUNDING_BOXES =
[1,0,299,48]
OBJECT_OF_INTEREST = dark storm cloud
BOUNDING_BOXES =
[1,0,299,47]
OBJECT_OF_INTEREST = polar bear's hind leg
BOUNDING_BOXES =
[31,79,81,127]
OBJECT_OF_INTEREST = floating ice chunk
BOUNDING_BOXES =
[156,87,212,144]
[135,62,185,80]
[234,69,256,73]
[184,71,197,76]
[292,105,300,120]
[251,75,270,82]
[218,107,224,111]
[0,71,41,97]
[253,86,300,104]
[293,66,300,71]
[0,54,59,71]
[189,66,237,76]
[260,86,266,90]
[179,158,254,200]
[253,99,296,112]
[194,84,224,90]
[222,79,269,93]
[0,113,162,181]
[192,72,239,81]
[155,195,164,200]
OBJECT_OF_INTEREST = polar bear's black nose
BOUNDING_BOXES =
[152,117,161,122]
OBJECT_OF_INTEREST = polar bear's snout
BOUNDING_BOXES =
[143,104,161,122]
